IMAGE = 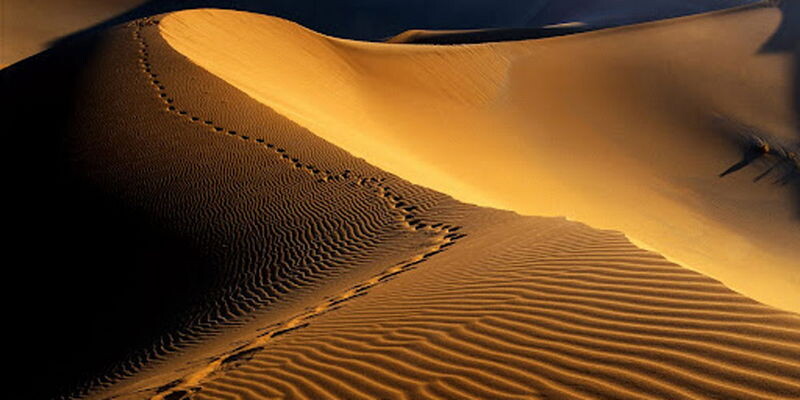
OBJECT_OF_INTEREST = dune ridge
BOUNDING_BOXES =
[12,16,477,399]
[127,18,466,399]
[63,14,800,400]
[4,0,755,66]
[159,2,800,312]
[4,2,799,399]
[5,13,473,397]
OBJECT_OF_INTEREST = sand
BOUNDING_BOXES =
[3,1,798,399]
[1,0,753,66]
[159,2,799,313]
[0,0,146,65]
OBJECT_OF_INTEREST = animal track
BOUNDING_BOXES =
[126,17,467,400]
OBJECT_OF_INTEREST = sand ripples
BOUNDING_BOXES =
[181,224,800,400]
[71,14,800,400]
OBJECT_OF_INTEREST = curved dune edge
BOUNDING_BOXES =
[384,22,590,44]
[159,3,799,312]
[19,13,795,400]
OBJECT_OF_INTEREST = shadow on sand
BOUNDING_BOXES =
[719,0,800,216]
[3,37,219,399]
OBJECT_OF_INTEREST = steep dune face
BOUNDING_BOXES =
[5,16,461,399]
[46,18,800,400]
[160,3,799,312]
[6,8,799,399]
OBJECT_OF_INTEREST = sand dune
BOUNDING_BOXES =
[4,1,798,399]
[153,222,800,400]
[3,0,755,66]
[48,18,799,398]
[160,2,799,313]
[385,24,591,45]
[5,16,460,397]
[1,0,146,65]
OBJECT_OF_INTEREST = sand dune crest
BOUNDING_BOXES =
[64,14,799,399]
[160,3,799,312]
[4,2,799,399]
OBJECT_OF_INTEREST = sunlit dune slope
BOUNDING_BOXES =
[5,10,800,399]
[160,2,799,312]
[3,0,752,66]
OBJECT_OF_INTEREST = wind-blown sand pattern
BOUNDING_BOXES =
[3,1,799,399]
[159,2,799,312]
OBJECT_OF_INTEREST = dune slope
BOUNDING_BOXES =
[5,12,797,400]
[140,219,800,400]
[4,3,799,400]
[160,3,799,312]
[109,16,800,395]
[5,15,458,399]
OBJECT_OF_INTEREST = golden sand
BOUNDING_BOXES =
[160,4,799,312]
[5,3,797,399]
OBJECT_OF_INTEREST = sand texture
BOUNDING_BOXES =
[2,1,798,399]
[159,3,800,312]
[1,0,754,66]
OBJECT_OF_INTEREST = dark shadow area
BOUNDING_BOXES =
[716,1,800,217]
[719,142,770,178]
[387,25,592,45]
[761,0,800,215]
[2,2,791,398]
[715,114,799,217]
[3,32,218,400]
[44,0,757,52]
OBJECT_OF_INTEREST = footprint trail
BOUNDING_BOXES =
[129,18,467,400]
